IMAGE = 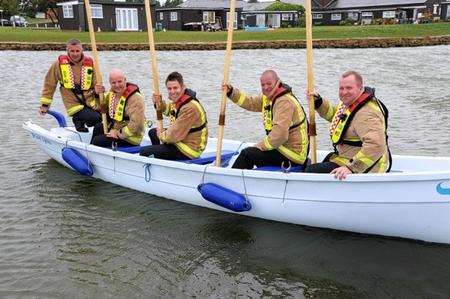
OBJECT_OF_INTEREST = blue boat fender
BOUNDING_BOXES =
[197,183,251,212]
[47,110,67,127]
[62,147,94,176]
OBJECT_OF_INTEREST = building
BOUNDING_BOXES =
[156,0,244,31]
[242,1,302,28]
[56,0,156,31]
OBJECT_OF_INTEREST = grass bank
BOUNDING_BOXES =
[0,23,449,43]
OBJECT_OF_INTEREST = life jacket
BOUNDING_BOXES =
[262,83,307,135]
[58,55,94,91]
[169,89,208,134]
[107,83,140,122]
[330,86,391,172]
[261,83,309,165]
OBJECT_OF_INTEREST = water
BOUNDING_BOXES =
[1,46,450,297]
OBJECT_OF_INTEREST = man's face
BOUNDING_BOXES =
[260,73,278,97]
[339,75,363,106]
[166,80,183,102]
[67,44,83,62]
[110,74,126,94]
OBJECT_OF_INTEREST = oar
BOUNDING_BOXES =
[215,0,237,167]
[144,0,163,132]
[84,0,108,134]
[305,0,317,163]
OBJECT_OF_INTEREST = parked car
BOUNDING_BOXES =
[10,16,28,27]
[0,18,12,26]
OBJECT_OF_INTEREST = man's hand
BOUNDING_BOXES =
[152,93,162,108]
[94,84,105,94]
[156,127,165,139]
[39,105,49,115]
[221,82,233,96]
[331,166,352,180]
[305,90,323,108]
[107,129,121,140]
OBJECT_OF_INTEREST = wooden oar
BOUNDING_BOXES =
[305,0,317,163]
[215,0,237,167]
[144,0,163,132]
[84,0,108,134]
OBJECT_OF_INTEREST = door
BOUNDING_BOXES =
[272,13,281,28]
[256,14,265,27]
[115,8,138,31]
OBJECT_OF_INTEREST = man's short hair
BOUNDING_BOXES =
[66,38,82,47]
[165,71,184,85]
[261,69,279,81]
[341,70,363,87]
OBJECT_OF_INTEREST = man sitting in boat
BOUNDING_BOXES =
[222,69,309,169]
[139,72,208,160]
[305,70,391,180]
[90,69,146,148]
[39,38,102,132]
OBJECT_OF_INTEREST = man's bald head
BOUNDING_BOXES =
[260,69,280,98]
[109,68,127,94]
[261,69,279,81]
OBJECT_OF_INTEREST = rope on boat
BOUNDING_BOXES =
[144,163,152,182]
[282,180,288,204]
[241,170,250,205]
[200,165,209,185]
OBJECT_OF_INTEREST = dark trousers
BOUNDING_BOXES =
[139,128,190,160]
[72,106,102,132]
[90,123,135,148]
[304,162,340,173]
[232,147,299,169]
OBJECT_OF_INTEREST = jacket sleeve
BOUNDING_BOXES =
[160,103,198,144]
[255,97,294,150]
[347,106,387,173]
[40,61,60,106]
[316,98,337,122]
[229,87,263,112]
[121,93,145,138]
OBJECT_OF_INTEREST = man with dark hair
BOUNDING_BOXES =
[139,71,208,160]
[305,70,391,179]
[222,69,309,170]
[39,38,102,132]
[91,69,146,148]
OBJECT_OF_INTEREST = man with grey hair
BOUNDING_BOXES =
[39,38,101,132]
[305,70,391,179]
[222,70,309,170]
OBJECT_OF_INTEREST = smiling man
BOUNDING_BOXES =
[90,68,145,148]
[139,71,208,160]
[39,39,102,132]
[222,69,309,170]
[305,70,391,180]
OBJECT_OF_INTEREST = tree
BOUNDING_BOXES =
[164,0,182,8]
[0,0,20,17]
[266,2,305,14]
[248,0,258,3]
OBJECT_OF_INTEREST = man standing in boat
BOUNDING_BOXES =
[305,70,391,179]
[222,70,309,170]
[91,68,146,148]
[139,71,208,160]
[39,39,102,132]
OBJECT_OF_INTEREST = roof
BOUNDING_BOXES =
[178,0,245,9]
[330,0,427,9]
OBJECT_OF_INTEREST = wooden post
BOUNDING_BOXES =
[215,0,237,167]
[305,0,317,163]
[84,0,108,134]
[144,0,163,132]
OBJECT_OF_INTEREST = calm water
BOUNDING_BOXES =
[1,46,450,297]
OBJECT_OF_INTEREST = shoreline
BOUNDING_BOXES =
[1,36,449,51]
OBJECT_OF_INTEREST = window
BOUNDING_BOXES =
[347,12,359,21]
[159,12,163,20]
[331,13,341,21]
[170,11,178,21]
[63,5,74,18]
[433,4,439,15]
[361,11,373,17]
[282,13,292,21]
[226,12,238,29]
[203,11,215,23]
[91,4,103,19]
[312,13,323,19]
[382,11,395,18]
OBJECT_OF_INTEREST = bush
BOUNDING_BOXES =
[339,18,354,26]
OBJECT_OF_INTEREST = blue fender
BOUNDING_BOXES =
[198,183,251,212]
[62,147,93,176]
[47,110,67,127]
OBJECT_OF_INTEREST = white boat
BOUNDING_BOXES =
[23,112,450,244]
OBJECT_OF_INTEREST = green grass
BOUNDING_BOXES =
[0,22,449,43]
